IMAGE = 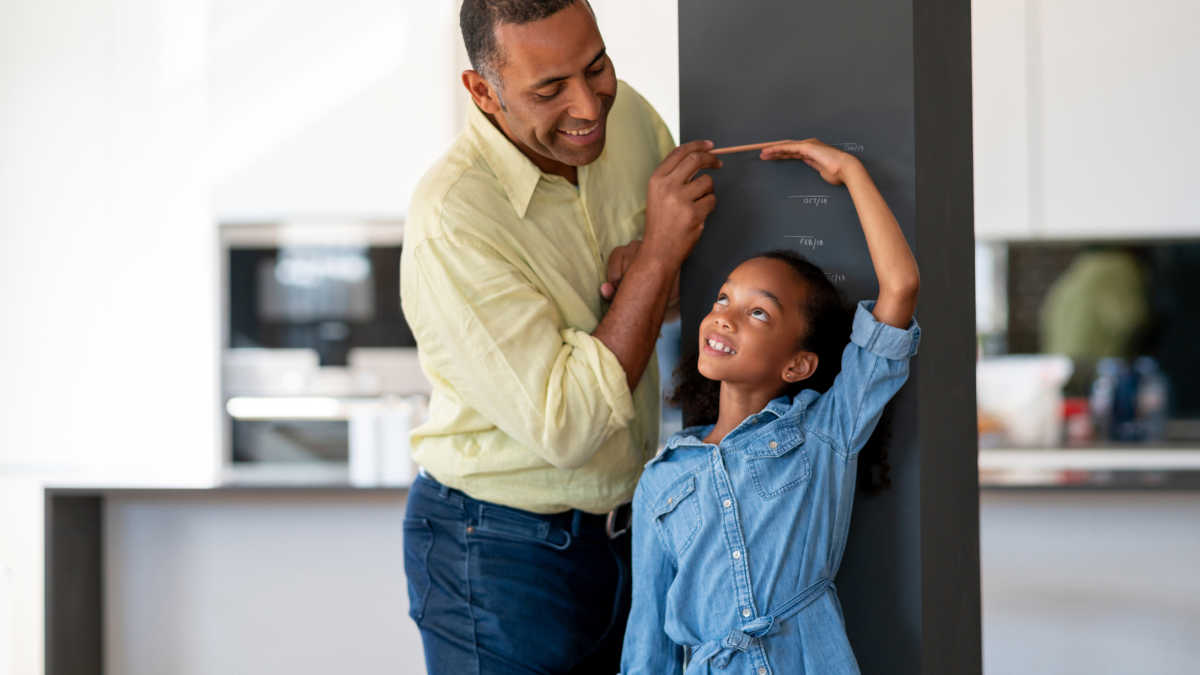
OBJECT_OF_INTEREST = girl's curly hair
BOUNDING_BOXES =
[668,250,893,493]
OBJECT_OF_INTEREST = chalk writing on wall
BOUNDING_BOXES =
[787,194,830,206]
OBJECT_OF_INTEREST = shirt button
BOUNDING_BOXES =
[758,668,767,675]
[723,499,732,508]
[732,550,741,560]
[768,440,778,449]
[742,607,751,618]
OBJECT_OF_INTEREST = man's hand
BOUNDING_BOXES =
[601,239,680,319]
[600,239,641,301]
[641,140,722,269]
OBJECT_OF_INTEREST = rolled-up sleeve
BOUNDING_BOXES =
[810,300,921,458]
[404,233,635,470]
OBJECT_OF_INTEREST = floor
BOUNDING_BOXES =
[980,490,1200,674]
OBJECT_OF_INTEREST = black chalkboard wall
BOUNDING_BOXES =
[678,1,982,673]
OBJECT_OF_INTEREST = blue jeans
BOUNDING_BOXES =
[403,473,632,674]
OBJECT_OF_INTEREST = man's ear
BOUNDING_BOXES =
[781,351,819,383]
[462,70,503,115]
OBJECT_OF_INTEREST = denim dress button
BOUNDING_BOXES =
[732,550,741,560]
[742,607,751,617]
[723,499,732,508]
[768,440,778,449]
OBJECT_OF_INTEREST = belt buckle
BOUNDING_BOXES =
[605,503,631,539]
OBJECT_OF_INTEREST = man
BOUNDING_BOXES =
[400,1,719,672]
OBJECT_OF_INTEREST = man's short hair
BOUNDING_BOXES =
[460,0,584,84]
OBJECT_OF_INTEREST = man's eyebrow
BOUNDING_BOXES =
[531,47,607,90]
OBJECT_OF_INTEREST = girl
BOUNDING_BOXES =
[620,139,920,674]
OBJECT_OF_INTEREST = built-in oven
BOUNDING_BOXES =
[219,220,429,484]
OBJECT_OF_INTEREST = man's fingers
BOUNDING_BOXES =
[682,173,715,201]
[656,139,715,176]
[607,257,625,285]
[695,193,717,217]
[670,151,722,183]
[600,281,616,300]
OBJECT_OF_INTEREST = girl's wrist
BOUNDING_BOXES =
[838,155,867,184]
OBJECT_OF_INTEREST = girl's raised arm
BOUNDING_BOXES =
[760,139,919,328]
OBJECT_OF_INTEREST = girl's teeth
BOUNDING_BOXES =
[708,338,735,354]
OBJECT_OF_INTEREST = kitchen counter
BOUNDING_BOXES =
[979,447,1200,489]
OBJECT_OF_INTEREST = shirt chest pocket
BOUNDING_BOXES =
[745,432,812,500]
[652,473,701,557]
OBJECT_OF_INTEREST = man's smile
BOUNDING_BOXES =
[558,121,602,144]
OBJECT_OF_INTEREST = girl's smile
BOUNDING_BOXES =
[704,335,738,355]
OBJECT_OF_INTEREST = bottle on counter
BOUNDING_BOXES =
[1134,356,1169,442]
[1091,356,1170,443]
[1090,357,1122,442]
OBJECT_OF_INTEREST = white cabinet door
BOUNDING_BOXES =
[973,0,1035,240]
[972,0,1200,240]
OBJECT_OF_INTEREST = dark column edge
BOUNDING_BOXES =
[912,0,983,673]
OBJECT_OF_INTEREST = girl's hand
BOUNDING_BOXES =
[759,138,860,186]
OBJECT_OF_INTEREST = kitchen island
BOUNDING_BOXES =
[44,481,422,675]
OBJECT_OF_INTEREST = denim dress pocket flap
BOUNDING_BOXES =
[745,424,812,499]
[742,423,806,458]
[653,473,701,556]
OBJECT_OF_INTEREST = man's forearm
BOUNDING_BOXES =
[592,253,677,391]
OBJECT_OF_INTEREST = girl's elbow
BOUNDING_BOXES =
[882,275,919,303]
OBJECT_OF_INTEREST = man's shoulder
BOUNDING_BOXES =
[407,135,513,249]
[609,79,673,163]
[613,79,660,127]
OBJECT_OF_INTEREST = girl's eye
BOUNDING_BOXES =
[750,308,769,321]
[715,294,729,306]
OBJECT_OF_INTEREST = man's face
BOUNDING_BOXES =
[473,2,617,178]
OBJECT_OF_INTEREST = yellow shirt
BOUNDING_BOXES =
[401,80,675,514]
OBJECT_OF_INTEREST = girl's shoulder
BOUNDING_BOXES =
[642,428,711,480]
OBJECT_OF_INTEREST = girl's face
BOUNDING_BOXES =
[697,257,816,392]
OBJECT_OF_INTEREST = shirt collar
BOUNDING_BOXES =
[653,392,820,461]
[466,103,547,219]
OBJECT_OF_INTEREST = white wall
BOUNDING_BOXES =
[210,0,680,221]
[209,0,462,220]
[2,2,215,672]
[0,0,217,480]
[972,0,1200,240]
[594,1,680,142]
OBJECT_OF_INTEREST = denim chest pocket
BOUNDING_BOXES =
[745,434,812,499]
[653,473,702,557]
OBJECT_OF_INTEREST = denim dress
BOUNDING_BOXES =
[620,301,920,675]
